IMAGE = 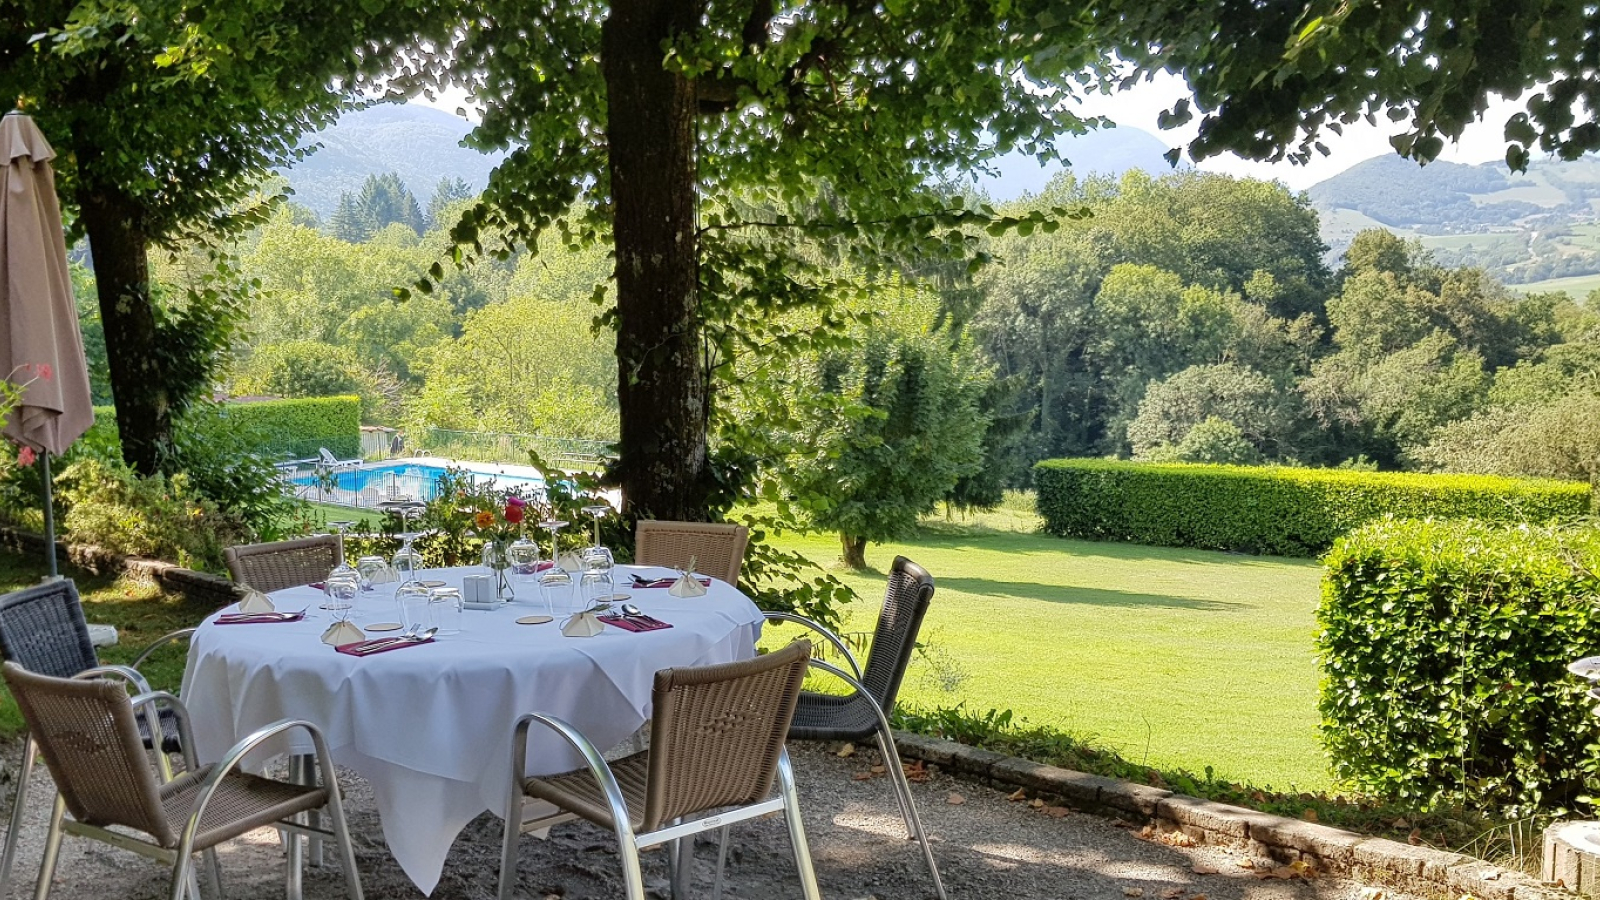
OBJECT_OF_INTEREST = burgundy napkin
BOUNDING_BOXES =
[335,636,436,656]
[631,576,711,589]
[216,612,306,625]
[598,614,672,632]
[309,582,326,590]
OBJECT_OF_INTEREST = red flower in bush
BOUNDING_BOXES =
[504,503,525,524]
[16,446,34,467]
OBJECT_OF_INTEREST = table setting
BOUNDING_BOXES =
[179,515,763,896]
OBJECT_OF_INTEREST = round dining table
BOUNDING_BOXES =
[179,565,765,896]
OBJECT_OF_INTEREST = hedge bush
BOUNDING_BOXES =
[1033,459,1590,557]
[225,396,360,460]
[1320,519,1600,814]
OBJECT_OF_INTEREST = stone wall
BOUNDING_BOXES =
[0,525,242,609]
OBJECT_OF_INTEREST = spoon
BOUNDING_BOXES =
[620,604,646,619]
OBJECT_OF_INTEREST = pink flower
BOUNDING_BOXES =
[506,496,527,508]
[35,363,51,381]
[17,446,35,467]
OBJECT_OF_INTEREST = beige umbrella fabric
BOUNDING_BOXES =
[1,111,96,577]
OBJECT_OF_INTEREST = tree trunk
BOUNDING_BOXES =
[841,534,868,570]
[603,0,709,522]
[76,185,171,476]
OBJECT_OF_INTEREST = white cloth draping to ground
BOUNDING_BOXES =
[180,565,763,895]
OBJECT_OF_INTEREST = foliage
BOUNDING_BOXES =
[225,396,361,461]
[1128,363,1299,461]
[54,458,250,572]
[1319,519,1600,815]
[329,172,426,242]
[1033,459,1591,557]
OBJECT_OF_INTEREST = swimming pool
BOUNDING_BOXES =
[290,461,546,505]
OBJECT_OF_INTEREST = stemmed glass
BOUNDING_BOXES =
[322,521,359,610]
[537,519,573,615]
[328,520,358,581]
[384,501,427,583]
[578,504,615,607]
[507,537,542,606]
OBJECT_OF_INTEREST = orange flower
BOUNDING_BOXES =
[473,510,495,529]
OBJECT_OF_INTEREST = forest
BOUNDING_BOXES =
[68,166,1600,552]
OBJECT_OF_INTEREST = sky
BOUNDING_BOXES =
[414,70,1531,192]
[1071,70,1525,190]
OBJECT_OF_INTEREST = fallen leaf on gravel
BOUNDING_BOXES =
[1042,806,1070,818]
[946,793,965,805]
[1288,861,1316,878]
[1156,831,1196,848]
[1007,789,1028,802]
[1138,826,1155,840]
[853,772,874,781]
[1191,865,1218,876]
[837,743,857,758]
[1301,808,1318,822]
[1122,887,1144,897]
[1236,859,1256,870]
[903,760,930,782]
[1189,894,1206,900]
[1357,888,1384,900]
[1161,887,1184,898]
[871,764,886,774]
[1029,798,1045,809]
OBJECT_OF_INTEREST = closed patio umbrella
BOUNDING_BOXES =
[0,110,96,578]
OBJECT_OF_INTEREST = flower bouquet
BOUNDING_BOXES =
[469,493,528,602]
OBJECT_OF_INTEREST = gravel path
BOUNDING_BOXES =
[0,741,1418,900]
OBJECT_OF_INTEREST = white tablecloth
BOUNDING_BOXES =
[180,566,764,895]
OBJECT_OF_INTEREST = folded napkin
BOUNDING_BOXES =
[632,576,711,589]
[216,611,305,625]
[598,614,672,633]
[335,636,435,656]
[309,582,326,590]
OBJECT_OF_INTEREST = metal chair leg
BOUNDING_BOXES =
[668,829,693,900]
[32,796,65,900]
[874,730,916,832]
[712,824,730,900]
[202,847,225,900]
[1,736,36,899]
[323,774,365,900]
[777,750,822,900]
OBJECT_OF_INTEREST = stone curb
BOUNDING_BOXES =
[0,524,243,609]
[892,732,1574,900]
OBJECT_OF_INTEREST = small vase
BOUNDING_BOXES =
[482,540,512,602]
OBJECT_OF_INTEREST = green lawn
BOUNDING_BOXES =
[763,501,1334,791]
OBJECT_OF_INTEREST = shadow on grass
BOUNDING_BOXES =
[904,527,1319,570]
[934,575,1245,610]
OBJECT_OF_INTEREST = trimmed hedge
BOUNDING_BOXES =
[1034,459,1591,557]
[1321,519,1600,814]
[224,396,361,461]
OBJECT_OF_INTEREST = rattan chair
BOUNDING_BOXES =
[634,520,750,586]
[2,662,363,900]
[766,555,946,900]
[224,535,341,594]
[498,641,818,900]
[0,579,193,897]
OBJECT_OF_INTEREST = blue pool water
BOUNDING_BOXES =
[291,463,546,503]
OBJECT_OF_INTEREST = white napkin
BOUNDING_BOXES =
[562,611,606,637]
[236,589,275,613]
[322,620,365,646]
[668,572,707,598]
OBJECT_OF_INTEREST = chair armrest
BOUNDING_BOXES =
[129,628,197,671]
[762,612,863,680]
[127,690,196,781]
[509,713,632,839]
[807,658,897,737]
[74,664,152,693]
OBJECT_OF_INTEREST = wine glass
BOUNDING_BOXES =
[383,501,426,583]
[507,537,542,604]
[538,519,573,615]
[328,520,358,584]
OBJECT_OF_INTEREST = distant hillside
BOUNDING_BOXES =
[1308,152,1600,286]
[970,126,1179,200]
[277,104,506,220]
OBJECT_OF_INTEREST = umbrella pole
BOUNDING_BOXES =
[41,451,57,580]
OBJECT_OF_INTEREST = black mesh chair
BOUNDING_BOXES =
[0,579,193,896]
[766,555,946,900]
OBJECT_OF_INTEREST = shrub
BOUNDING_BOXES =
[1320,519,1600,815]
[225,396,360,461]
[55,457,252,572]
[1033,459,1590,557]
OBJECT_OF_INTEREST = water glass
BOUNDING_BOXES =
[392,546,424,582]
[396,581,431,632]
[428,587,463,635]
[356,555,389,592]
[507,538,542,602]
[538,567,574,616]
[580,568,614,608]
[322,570,359,611]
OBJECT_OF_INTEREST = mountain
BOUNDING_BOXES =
[277,104,506,220]
[1307,152,1600,289]
[968,126,1180,200]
